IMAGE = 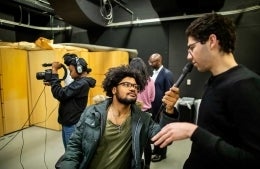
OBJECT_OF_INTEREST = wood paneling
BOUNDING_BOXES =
[0,48,29,134]
[0,46,129,134]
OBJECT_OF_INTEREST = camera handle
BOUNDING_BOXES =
[59,64,68,82]
[42,63,68,81]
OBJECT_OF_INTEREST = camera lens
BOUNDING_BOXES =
[36,72,45,80]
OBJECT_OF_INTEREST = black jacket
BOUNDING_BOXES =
[152,67,174,122]
[50,74,96,125]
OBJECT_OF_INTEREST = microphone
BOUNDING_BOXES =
[156,62,193,116]
[173,62,193,87]
[42,63,52,67]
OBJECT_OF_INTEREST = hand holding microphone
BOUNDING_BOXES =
[158,62,193,114]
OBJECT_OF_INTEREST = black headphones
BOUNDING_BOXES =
[75,56,83,74]
[63,53,87,75]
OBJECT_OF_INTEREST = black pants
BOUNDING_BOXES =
[144,143,152,166]
[153,145,167,157]
[143,109,153,167]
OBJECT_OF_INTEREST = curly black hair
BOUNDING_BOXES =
[102,65,146,97]
[185,13,236,53]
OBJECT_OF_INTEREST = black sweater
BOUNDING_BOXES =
[184,65,260,169]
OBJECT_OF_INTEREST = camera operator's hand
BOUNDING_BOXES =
[44,81,51,86]
[52,62,62,74]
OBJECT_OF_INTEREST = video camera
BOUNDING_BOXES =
[36,63,68,82]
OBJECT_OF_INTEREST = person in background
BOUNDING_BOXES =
[152,13,260,169]
[48,53,96,149]
[59,65,179,169]
[148,53,174,162]
[92,94,107,104]
[129,57,155,169]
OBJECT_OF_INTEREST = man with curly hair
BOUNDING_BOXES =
[59,65,179,169]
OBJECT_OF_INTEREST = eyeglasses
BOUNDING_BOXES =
[117,82,140,91]
[187,41,200,53]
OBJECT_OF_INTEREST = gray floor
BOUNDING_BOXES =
[0,126,191,169]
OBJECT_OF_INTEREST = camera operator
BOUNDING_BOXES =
[45,53,96,150]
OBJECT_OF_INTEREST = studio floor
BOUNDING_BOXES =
[0,126,192,169]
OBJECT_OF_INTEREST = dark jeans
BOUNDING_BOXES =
[62,124,75,149]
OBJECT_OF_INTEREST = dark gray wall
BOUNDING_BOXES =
[96,24,169,69]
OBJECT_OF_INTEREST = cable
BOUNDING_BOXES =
[27,12,30,25]
[113,0,134,15]
[43,89,49,169]
[19,131,25,169]
[30,104,58,126]
[100,0,113,24]
[0,86,46,151]
[50,15,54,40]
[19,5,23,25]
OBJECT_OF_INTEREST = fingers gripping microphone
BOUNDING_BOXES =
[157,62,193,116]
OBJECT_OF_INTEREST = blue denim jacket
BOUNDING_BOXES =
[60,98,176,169]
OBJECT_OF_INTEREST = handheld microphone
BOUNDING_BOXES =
[173,62,193,87]
[157,62,193,115]
[42,63,52,67]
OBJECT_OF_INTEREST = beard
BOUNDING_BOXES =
[116,93,136,105]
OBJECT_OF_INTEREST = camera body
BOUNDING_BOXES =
[36,68,53,82]
[36,63,67,82]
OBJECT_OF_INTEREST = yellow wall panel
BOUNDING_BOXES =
[88,51,129,74]
[90,75,105,87]
[0,48,29,134]
[78,51,90,64]
[0,48,4,137]
[0,51,3,136]
[0,111,3,136]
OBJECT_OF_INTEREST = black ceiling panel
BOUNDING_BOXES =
[150,0,225,17]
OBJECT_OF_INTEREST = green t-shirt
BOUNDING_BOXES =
[89,116,132,169]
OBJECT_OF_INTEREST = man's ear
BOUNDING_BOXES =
[112,87,116,94]
[208,34,218,49]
